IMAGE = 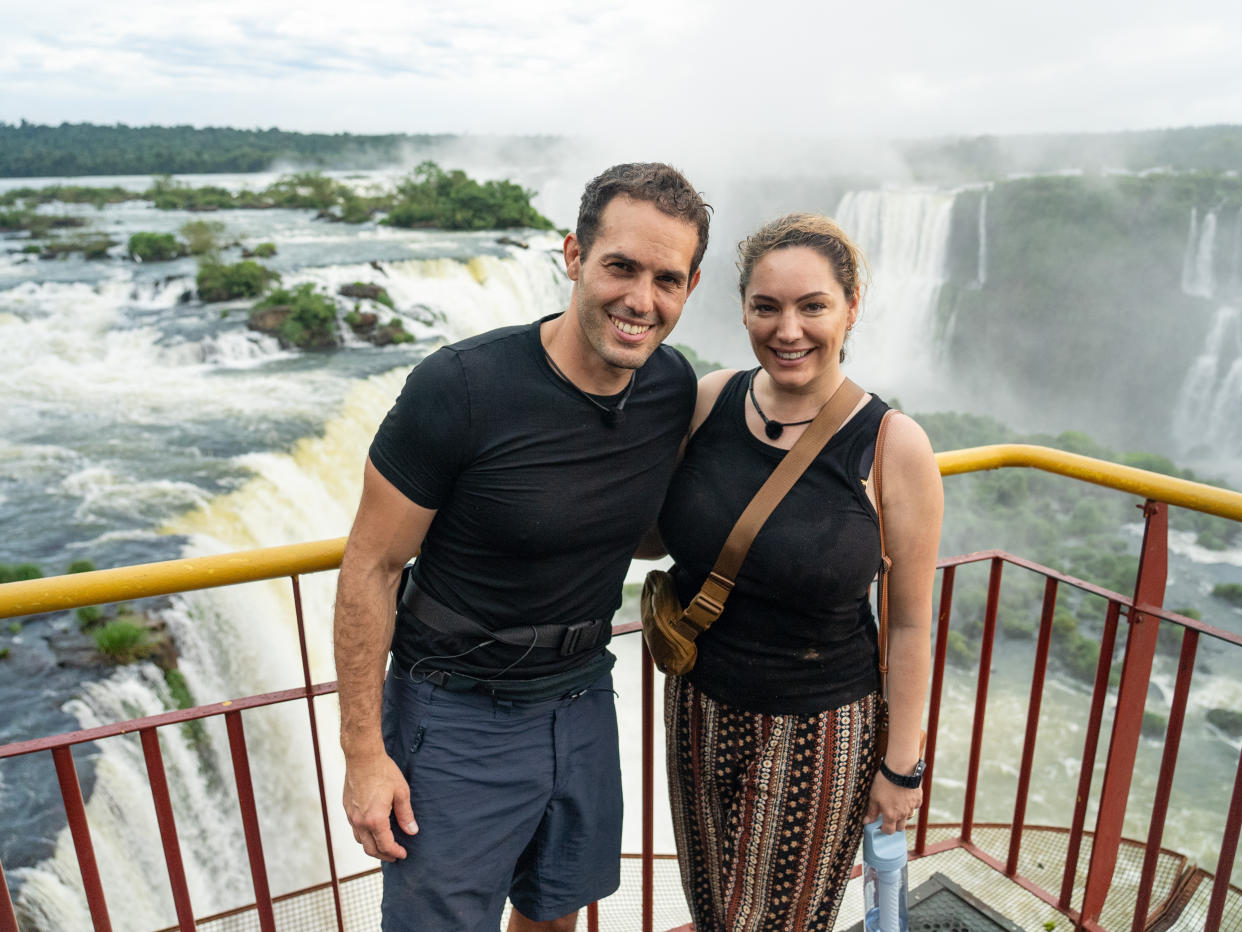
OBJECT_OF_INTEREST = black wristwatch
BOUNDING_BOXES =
[879,758,925,789]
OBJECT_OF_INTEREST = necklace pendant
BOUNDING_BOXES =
[764,421,784,440]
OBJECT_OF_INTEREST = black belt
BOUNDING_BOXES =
[413,651,615,701]
[398,576,611,657]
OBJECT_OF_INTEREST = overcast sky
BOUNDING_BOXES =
[3,0,1241,140]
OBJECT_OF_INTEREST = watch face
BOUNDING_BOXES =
[911,759,926,779]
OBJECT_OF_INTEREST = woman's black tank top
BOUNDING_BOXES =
[658,369,887,714]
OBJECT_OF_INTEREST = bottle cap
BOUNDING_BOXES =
[862,817,908,872]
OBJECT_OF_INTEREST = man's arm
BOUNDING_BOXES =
[334,456,436,862]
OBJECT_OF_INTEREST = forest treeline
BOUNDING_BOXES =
[4,120,1242,180]
[0,121,442,177]
[1,162,557,233]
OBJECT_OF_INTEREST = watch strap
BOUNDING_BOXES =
[879,758,925,789]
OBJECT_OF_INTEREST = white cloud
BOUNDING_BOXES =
[1,0,1239,137]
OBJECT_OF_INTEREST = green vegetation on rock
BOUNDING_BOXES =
[339,282,394,309]
[913,411,1239,687]
[38,234,117,259]
[940,172,1242,454]
[92,618,149,663]
[128,231,186,262]
[76,605,104,629]
[197,259,280,302]
[164,669,194,710]
[1208,708,1242,738]
[385,161,554,231]
[1213,584,1242,607]
[0,563,43,583]
[249,283,339,349]
[1,159,555,234]
[179,219,227,256]
[0,209,86,236]
[1141,711,1168,739]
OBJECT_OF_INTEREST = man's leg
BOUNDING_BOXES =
[508,674,622,924]
[507,906,577,932]
[380,673,557,932]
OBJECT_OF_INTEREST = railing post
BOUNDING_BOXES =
[225,711,277,932]
[1061,601,1120,910]
[0,856,18,932]
[642,640,654,932]
[290,575,345,931]
[962,557,1003,842]
[52,746,112,932]
[917,564,955,855]
[1207,740,1242,930]
[1081,501,1167,925]
[1008,577,1057,875]
[140,728,196,930]
[1133,628,1198,931]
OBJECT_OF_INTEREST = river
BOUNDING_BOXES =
[2,161,1241,929]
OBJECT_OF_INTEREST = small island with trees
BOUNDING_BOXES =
[3,160,559,350]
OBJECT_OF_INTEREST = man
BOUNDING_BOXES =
[334,163,710,932]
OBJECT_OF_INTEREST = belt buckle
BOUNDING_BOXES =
[560,618,602,656]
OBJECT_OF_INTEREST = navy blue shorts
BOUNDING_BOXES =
[379,668,622,931]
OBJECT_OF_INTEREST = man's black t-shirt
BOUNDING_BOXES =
[369,314,696,678]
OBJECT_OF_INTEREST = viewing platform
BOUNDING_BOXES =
[3,444,1242,932]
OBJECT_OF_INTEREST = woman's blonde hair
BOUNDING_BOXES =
[737,212,869,303]
[737,212,870,363]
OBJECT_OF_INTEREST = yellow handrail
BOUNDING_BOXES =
[0,539,345,620]
[937,444,1242,522]
[2,444,1240,620]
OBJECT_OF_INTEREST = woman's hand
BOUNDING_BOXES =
[865,770,922,834]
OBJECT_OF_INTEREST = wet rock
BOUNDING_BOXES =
[1208,708,1242,738]
[338,283,387,301]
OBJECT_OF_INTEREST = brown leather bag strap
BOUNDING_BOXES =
[681,377,866,631]
[873,408,896,695]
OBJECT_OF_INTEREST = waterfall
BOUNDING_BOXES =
[1181,207,1218,299]
[834,188,957,406]
[1227,207,1242,298]
[1172,305,1242,464]
[976,191,989,288]
[11,243,570,931]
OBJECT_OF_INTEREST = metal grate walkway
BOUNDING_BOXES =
[163,825,1241,931]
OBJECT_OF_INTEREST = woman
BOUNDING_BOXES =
[657,213,942,931]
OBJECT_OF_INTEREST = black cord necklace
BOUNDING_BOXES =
[748,368,817,440]
[543,347,636,428]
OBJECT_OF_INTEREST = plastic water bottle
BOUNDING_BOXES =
[862,817,908,932]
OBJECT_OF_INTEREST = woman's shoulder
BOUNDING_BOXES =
[878,410,940,490]
[689,368,743,436]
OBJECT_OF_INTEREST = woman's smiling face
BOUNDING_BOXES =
[742,245,859,395]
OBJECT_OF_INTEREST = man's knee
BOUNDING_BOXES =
[507,906,578,932]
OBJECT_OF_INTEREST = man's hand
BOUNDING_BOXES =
[343,752,418,862]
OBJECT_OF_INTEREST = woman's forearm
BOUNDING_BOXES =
[880,622,930,774]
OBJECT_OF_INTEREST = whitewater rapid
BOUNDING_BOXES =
[3,172,1241,929]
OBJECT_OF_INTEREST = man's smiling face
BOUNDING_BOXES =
[564,194,701,376]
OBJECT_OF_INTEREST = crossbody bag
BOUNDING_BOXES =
[640,377,865,675]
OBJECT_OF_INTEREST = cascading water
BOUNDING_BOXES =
[974,190,988,289]
[833,188,957,407]
[2,213,569,929]
[1181,206,1218,299]
[1173,205,1242,471]
[5,169,1242,929]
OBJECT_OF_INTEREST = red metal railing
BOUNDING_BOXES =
[2,499,1242,931]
